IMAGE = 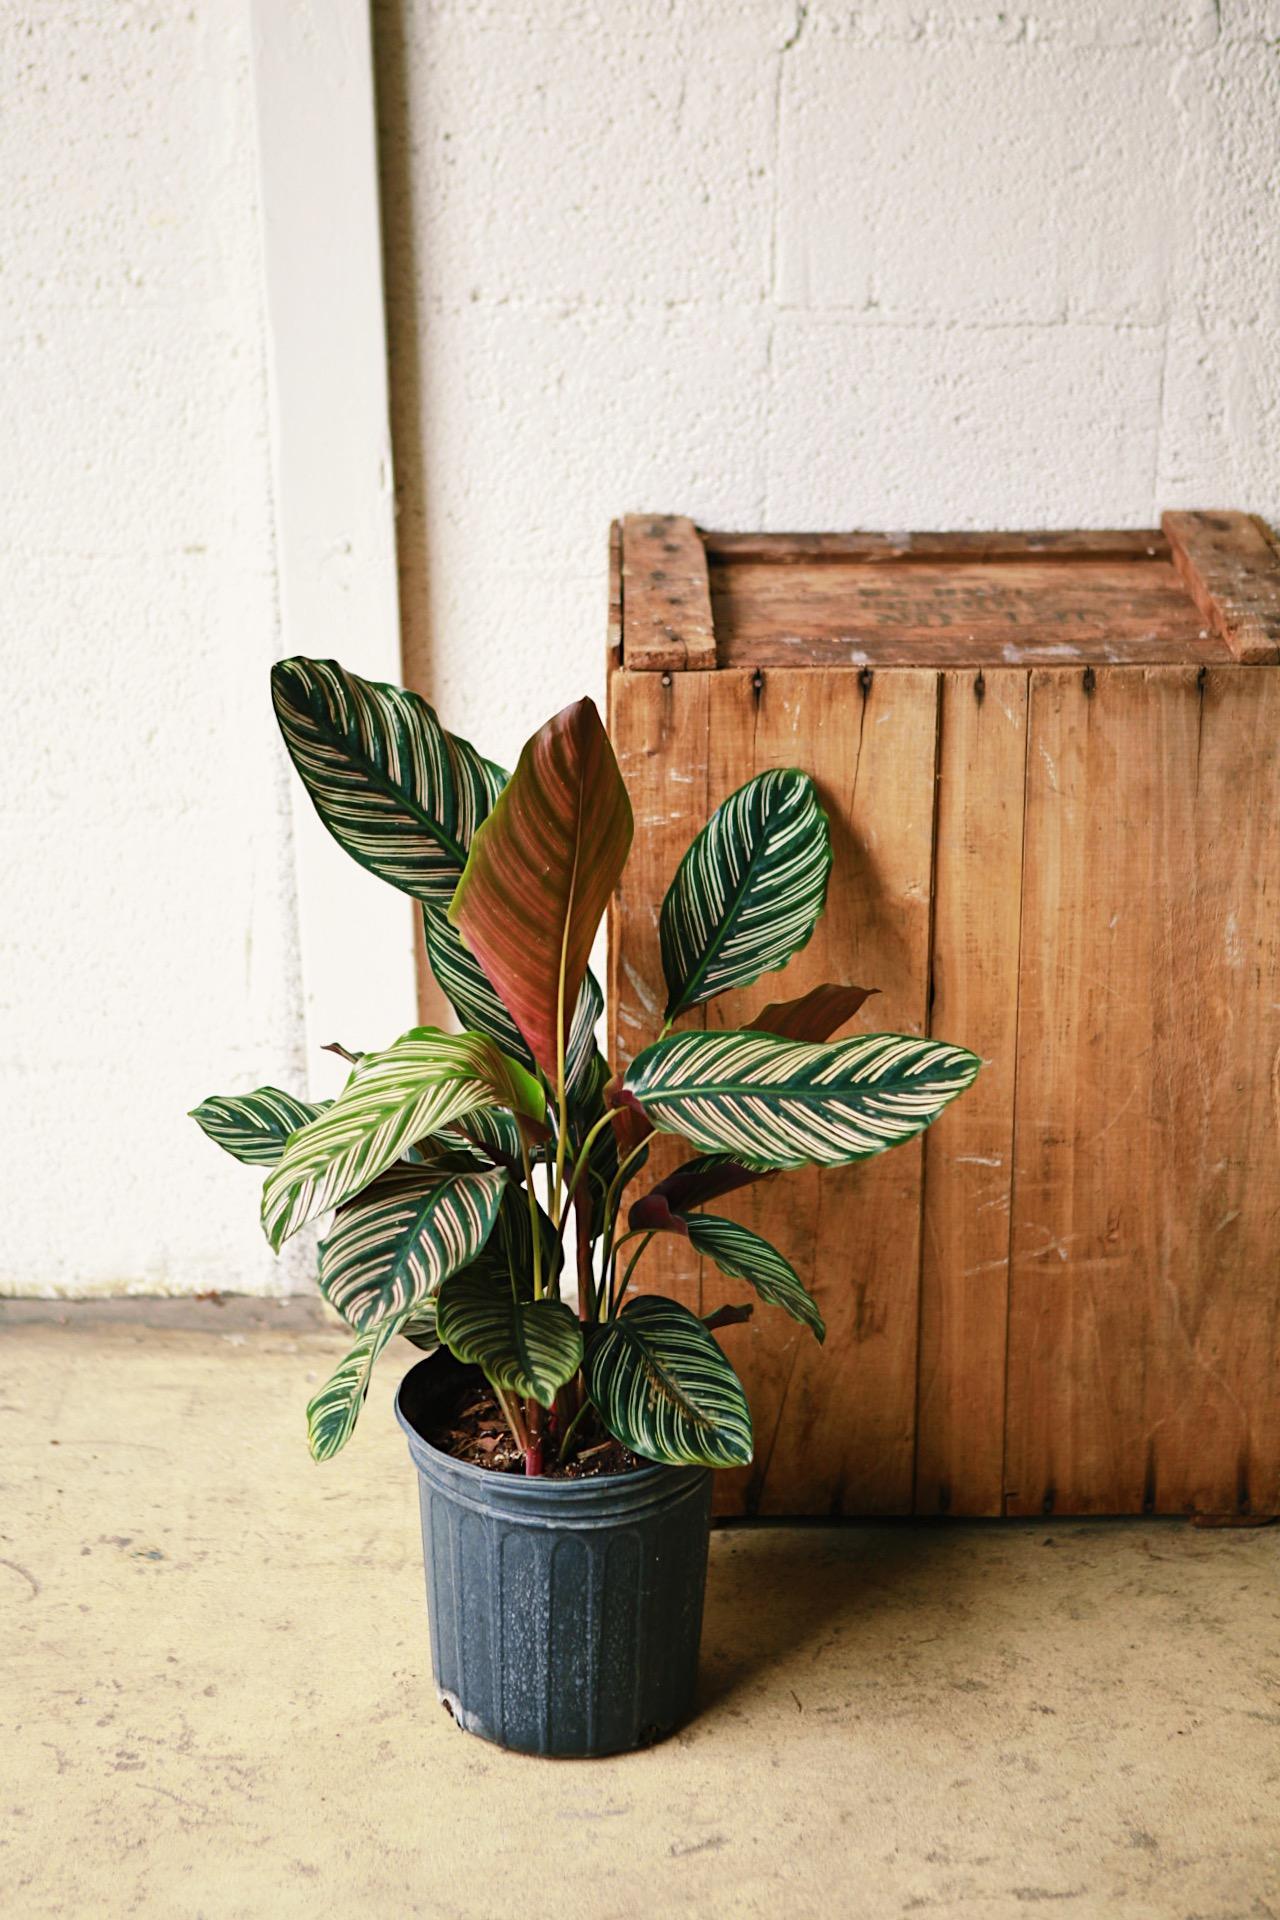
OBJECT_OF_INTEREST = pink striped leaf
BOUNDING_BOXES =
[449,699,632,1084]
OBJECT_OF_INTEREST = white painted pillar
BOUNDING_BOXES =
[250,0,416,1097]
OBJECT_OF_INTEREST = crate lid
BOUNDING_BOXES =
[614,512,1280,671]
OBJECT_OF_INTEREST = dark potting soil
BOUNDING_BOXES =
[424,1378,646,1479]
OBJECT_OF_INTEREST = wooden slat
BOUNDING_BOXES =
[605,667,712,1328]
[1003,667,1280,1517]
[606,518,623,671]
[708,557,1227,670]
[914,669,1028,1516]
[703,529,1166,566]
[1162,511,1280,664]
[692,669,831,1517]
[689,668,941,1516]
[620,514,716,672]
[608,665,940,1516]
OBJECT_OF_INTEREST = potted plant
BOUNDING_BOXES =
[192,657,980,1757]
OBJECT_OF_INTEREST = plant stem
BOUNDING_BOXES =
[546,1109,616,1278]
[610,1231,654,1316]
[574,1178,594,1321]
[494,1383,530,1453]
[524,1399,545,1476]
[518,1132,543,1301]
[595,1136,655,1311]
[556,1396,592,1466]
[560,1111,619,1211]
[552,926,571,1230]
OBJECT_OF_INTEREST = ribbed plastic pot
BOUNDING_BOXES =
[395,1352,713,1758]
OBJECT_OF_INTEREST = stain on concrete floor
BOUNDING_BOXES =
[2,1318,1278,1918]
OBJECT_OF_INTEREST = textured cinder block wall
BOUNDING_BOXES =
[376,0,1279,771]
[2,4,308,1296]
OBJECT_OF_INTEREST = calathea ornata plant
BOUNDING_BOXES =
[192,659,980,1473]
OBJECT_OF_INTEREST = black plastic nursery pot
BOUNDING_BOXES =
[395,1352,713,1758]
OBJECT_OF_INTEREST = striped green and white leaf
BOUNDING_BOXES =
[450,1105,533,1172]
[272,657,505,905]
[584,1296,753,1468]
[565,966,604,1104]
[683,1214,824,1342]
[318,1162,507,1333]
[623,1028,981,1170]
[660,769,831,1021]
[423,906,533,1072]
[306,1314,405,1462]
[189,1087,328,1167]
[262,1027,545,1250]
[435,1270,583,1407]
[401,1299,439,1351]
[424,905,602,1103]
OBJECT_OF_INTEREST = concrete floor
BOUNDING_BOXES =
[3,1311,1279,1920]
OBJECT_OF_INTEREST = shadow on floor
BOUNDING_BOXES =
[696,1521,978,1713]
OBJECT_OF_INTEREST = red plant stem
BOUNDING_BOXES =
[524,1399,545,1477]
[574,1177,594,1322]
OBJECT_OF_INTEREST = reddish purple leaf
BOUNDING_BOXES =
[449,700,632,1083]
[628,1153,779,1233]
[604,1071,654,1157]
[749,982,878,1043]
[703,1303,755,1333]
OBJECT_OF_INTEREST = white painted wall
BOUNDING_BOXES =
[0,1,407,1298]
[4,1,1276,1298]
[379,0,1280,773]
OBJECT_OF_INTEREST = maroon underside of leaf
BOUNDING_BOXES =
[749,982,878,1042]
[604,1071,654,1155]
[449,698,633,1082]
[628,1154,779,1233]
[627,1190,688,1235]
[703,1302,755,1333]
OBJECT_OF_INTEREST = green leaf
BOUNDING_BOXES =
[683,1214,824,1342]
[401,1300,439,1351]
[261,1027,545,1250]
[423,907,535,1073]
[189,1087,327,1166]
[435,1270,584,1408]
[660,769,831,1022]
[623,1028,981,1170]
[565,967,604,1104]
[449,698,632,1082]
[584,1296,753,1468]
[449,1106,529,1173]
[271,657,505,905]
[306,1315,404,1462]
[471,1181,560,1298]
[318,1162,507,1333]
[424,905,603,1104]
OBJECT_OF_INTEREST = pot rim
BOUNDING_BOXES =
[394,1351,699,1498]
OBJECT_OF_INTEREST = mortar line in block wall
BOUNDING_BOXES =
[999,670,1036,1516]
[909,671,946,1514]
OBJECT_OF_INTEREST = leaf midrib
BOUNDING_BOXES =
[613,1320,715,1431]
[300,688,469,871]
[667,791,779,1018]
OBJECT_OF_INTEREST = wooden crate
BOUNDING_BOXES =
[606,511,1280,1521]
